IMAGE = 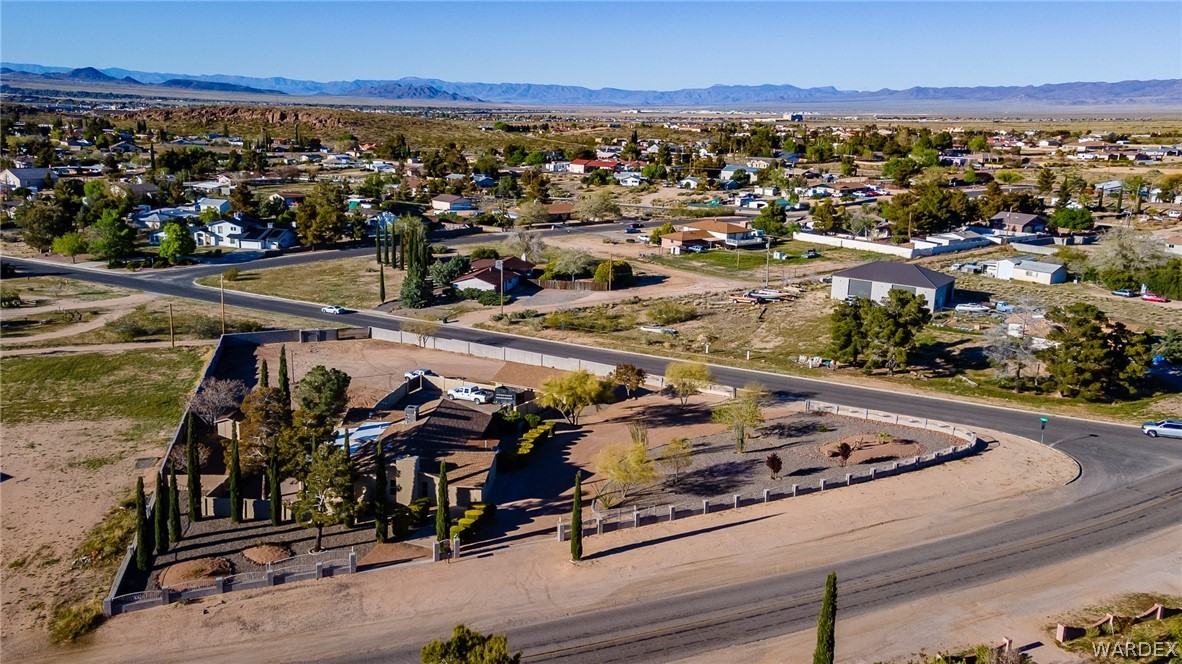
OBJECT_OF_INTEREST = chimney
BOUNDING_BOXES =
[405,405,419,424]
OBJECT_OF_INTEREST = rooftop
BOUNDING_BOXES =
[833,261,956,289]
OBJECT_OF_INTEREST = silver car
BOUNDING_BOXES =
[1141,419,1182,439]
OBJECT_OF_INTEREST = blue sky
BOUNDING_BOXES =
[2,2,1179,90]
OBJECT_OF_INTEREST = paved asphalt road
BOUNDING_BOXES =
[6,253,1180,662]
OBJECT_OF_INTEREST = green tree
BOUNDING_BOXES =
[277,346,291,407]
[436,461,450,542]
[295,180,347,248]
[154,471,170,555]
[379,263,386,302]
[399,217,432,308]
[751,203,789,237]
[1048,207,1094,231]
[168,466,182,543]
[862,290,932,375]
[19,201,73,252]
[995,170,1023,185]
[665,361,714,407]
[828,299,869,365]
[428,254,470,287]
[52,231,88,263]
[711,383,766,453]
[570,471,583,562]
[88,209,136,261]
[135,477,151,572]
[238,386,292,474]
[573,190,621,222]
[649,221,677,246]
[420,625,521,664]
[296,366,352,426]
[269,449,283,526]
[228,430,242,523]
[810,199,842,234]
[1154,328,1182,364]
[229,182,259,218]
[608,363,647,398]
[592,259,634,286]
[813,572,838,664]
[373,441,389,543]
[537,369,611,426]
[292,443,358,551]
[1036,167,1056,194]
[185,414,202,522]
[1039,303,1154,400]
[1123,175,1146,214]
[158,221,196,263]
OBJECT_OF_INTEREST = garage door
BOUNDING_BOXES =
[848,279,873,298]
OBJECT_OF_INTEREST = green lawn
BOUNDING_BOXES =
[0,347,208,434]
[197,255,397,310]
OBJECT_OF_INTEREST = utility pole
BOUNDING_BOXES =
[219,274,226,335]
[168,302,175,347]
[765,237,771,287]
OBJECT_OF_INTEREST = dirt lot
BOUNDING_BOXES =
[8,423,1085,663]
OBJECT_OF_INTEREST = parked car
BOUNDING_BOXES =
[404,368,433,380]
[447,386,492,404]
[803,249,820,259]
[637,234,651,243]
[730,292,768,304]
[623,227,640,234]
[1111,289,1135,297]
[955,303,991,314]
[994,301,1015,313]
[1142,293,1170,303]
[625,222,643,230]
[321,305,346,314]
[685,245,706,253]
[1141,419,1182,439]
[639,325,678,335]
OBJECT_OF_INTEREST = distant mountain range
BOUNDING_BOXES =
[3,62,1180,109]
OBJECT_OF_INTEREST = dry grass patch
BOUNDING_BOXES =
[198,256,399,310]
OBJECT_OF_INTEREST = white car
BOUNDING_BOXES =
[447,386,492,404]
[404,368,433,380]
[954,303,991,314]
[321,305,346,314]
[639,325,678,335]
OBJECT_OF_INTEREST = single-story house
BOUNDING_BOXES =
[830,261,955,311]
[269,191,306,207]
[719,165,752,181]
[569,159,620,175]
[989,211,1046,234]
[0,167,56,193]
[660,229,713,254]
[617,173,647,187]
[1163,236,1182,257]
[431,194,473,212]
[679,176,703,189]
[681,220,765,248]
[994,256,1067,285]
[452,257,536,293]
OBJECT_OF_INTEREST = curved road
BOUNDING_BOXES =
[7,255,1181,662]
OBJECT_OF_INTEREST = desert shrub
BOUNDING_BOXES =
[648,301,697,325]
[48,599,104,642]
[222,267,241,282]
[469,247,499,260]
[524,413,541,429]
[407,497,432,527]
[0,287,22,308]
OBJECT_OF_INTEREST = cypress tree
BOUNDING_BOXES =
[168,466,182,543]
[229,430,242,523]
[570,471,583,562]
[269,450,283,526]
[276,346,290,404]
[379,264,386,303]
[387,229,394,266]
[185,415,202,522]
[342,430,356,527]
[375,223,383,262]
[812,572,838,664]
[435,461,449,542]
[154,471,170,555]
[135,477,151,571]
[373,441,388,543]
[259,359,269,388]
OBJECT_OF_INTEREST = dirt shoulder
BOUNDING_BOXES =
[13,428,1078,663]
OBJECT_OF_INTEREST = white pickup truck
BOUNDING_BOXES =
[447,386,492,404]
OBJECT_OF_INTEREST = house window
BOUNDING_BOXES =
[848,279,873,298]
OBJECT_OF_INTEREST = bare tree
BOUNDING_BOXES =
[1089,226,1167,275]
[188,378,247,427]
[983,324,1038,385]
[509,226,546,262]
[835,442,854,467]
[658,437,693,486]
[401,317,442,347]
[765,452,783,479]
